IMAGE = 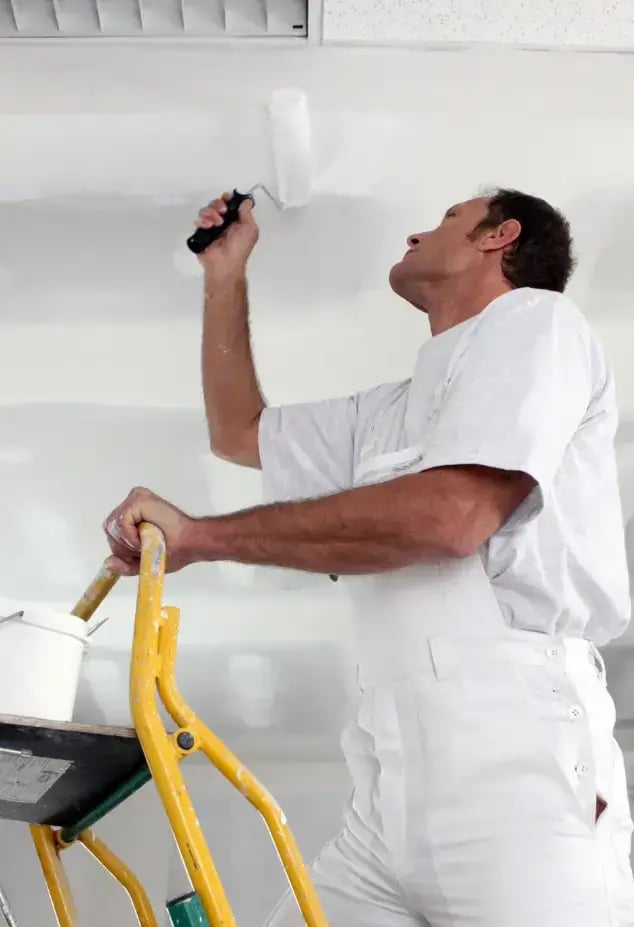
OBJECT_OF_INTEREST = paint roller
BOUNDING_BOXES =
[185,87,312,256]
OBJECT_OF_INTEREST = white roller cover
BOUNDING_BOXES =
[268,88,312,209]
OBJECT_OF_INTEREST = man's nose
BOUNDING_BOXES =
[407,234,423,247]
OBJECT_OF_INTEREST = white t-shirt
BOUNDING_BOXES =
[259,288,631,646]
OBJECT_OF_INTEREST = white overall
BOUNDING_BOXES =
[266,553,634,927]
[260,289,634,925]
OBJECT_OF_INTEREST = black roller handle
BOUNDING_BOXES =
[186,189,254,255]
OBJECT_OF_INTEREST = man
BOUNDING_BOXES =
[104,189,634,926]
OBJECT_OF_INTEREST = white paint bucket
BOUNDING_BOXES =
[0,608,89,723]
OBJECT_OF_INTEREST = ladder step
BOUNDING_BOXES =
[167,892,211,927]
[59,764,151,844]
[0,715,147,829]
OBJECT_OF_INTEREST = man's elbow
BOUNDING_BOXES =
[209,436,252,466]
[441,503,506,559]
[210,438,240,463]
[420,504,492,560]
[447,532,482,559]
[407,519,479,562]
[440,500,524,559]
[433,526,480,560]
[209,421,262,470]
[413,466,537,560]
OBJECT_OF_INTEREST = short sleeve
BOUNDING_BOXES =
[258,395,359,503]
[420,293,593,522]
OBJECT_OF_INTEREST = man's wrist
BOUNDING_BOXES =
[204,269,247,298]
[181,516,222,565]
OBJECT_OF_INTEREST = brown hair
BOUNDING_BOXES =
[470,188,576,292]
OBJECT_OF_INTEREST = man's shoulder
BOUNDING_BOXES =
[483,287,591,338]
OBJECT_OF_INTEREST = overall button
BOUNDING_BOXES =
[575,763,590,776]
[568,705,583,720]
[546,646,561,659]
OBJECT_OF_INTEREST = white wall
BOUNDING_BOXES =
[1,43,634,925]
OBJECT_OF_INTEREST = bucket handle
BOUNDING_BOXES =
[1,528,159,633]
[0,608,109,638]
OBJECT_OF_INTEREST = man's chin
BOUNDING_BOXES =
[388,261,407,296]
[389,264,425,311]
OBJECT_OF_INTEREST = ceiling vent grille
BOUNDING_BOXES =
[0,0,307,37]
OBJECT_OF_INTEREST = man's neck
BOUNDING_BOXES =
[419,277,514,336]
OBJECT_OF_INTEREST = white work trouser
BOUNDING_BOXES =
[265,556,634,927]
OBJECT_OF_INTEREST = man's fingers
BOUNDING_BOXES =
[103,490,149,548]
[105,555,139,576]
[105,515,138,551]
[238,199,256,224]
[103,489,184,576]
[197,196,230,228]
[104,529,138,567]
[196,208,225,229]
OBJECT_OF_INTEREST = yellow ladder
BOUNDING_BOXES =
[11,523,328,927]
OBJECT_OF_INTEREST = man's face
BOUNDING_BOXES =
[389,196,492,305]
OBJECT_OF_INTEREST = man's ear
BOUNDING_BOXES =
[478,218,521,254]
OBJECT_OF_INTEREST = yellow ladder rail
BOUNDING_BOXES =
[30,523,329,927]
[131,523,329,927]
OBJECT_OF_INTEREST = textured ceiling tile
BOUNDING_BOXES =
[323,0,634,48]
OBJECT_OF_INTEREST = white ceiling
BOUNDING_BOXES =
[323,0,634,48]
[0,0,307,36]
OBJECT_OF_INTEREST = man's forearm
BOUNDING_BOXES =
[202,273,265,459]
[104,466,533,577]
[185,470,478,574]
